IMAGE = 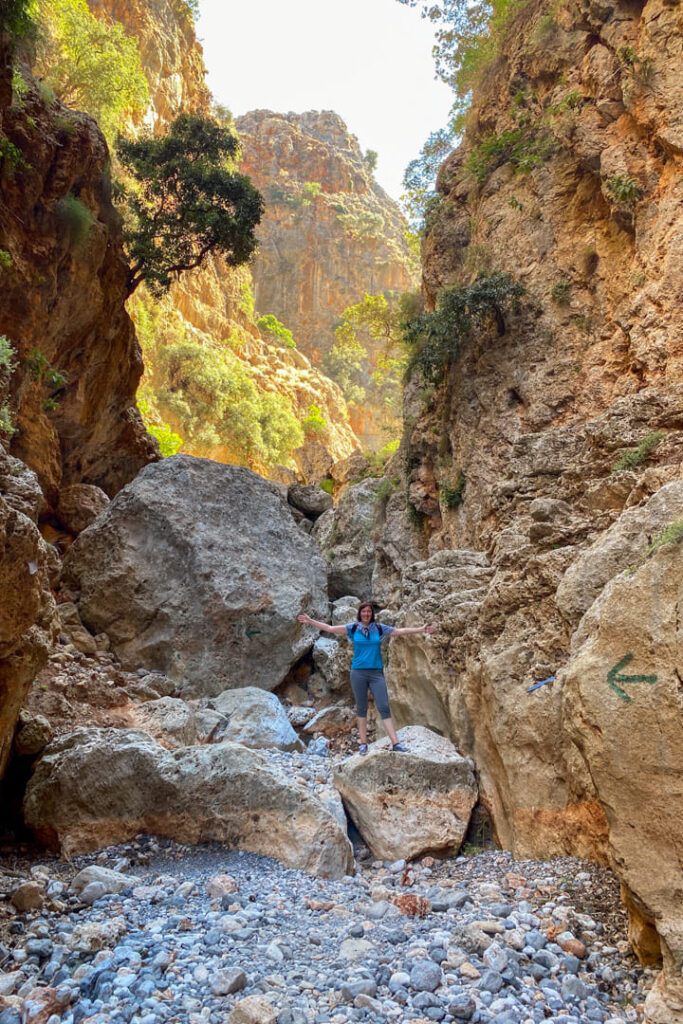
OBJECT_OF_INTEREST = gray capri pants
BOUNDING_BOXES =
[350,669,391,719]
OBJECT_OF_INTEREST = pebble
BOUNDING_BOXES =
[0,780,653,1024]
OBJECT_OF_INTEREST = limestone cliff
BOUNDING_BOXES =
[0,56,156,504]
[88,0,359,477]
[359,0,682,1018]
[235,110,419,446]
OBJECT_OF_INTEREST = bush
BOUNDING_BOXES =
[466,110,555,184]
[0,336,17,373]
[647,521,683,556]
[301,404,327,437]
[404,271,524,382]
[0,0,34,37]
[0,403,14,436]
[319,477,334,495]
[257,313,296,349]
[613,431,664,472]
[138,399,183,457]
[56,192,95,248]
[440,471,466,509]
[551,280,571,305]
[606,174,642,205]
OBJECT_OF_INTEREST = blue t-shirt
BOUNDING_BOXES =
[346,622,395,670]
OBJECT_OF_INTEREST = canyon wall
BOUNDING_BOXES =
[361,0,682,1017]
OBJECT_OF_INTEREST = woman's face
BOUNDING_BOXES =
[359,605,373,624]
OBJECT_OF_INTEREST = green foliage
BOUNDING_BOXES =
[301,404,327,437]
[138,398,183,457]
[302,181,322,199]
[551,279,571,305]
[0,336,17,373]
[466,107,555,184]
[173,0,199,20]
[0,133,27,175]
[440,471,466,509]
[337,209,385,240]
[319,477,334,495]
[618,46,654,81]
[257,313,296,349]
[238,278,255,319]
[605,174,643,205]
[116,114,264,296]
[34,0,149,144]
[156,335,303,465]
[24,347,68,409]
[404,272,524,382]
[0,250,12,271]
[0,0,34,37]
[0,404,15,435]
[364,150,378,173]
[647,521,683,557]
[613,431,664,472]
[400,127,456,230]
[323,324,367,406]
[375,476,400,506]
[406,499,426,530]
[11,68,30,106]
[56,192,95,248]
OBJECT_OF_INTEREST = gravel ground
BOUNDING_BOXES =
[0,832,655,1024]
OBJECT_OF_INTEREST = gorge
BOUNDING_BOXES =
[0,0,682,1022]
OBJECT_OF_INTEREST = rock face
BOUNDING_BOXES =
[0,450,55,778]
[63,456,329,695]
[235,110,418,447]
[367,0,683,1015]
[334,726,477,861]
[563,540,683,1022]
[24,728,354,877]
[236,110,416,364]
[313,478,385,600]
[0,55,157,505]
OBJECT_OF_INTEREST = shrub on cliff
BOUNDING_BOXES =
[116,114,264,297]
[32,0,149,143]
[404,271,523,382]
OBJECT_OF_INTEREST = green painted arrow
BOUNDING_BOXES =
[607,653,658,703]
[246,629,262,640]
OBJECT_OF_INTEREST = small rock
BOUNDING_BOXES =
[206,874,239,899]
[210,968,247,995]
[229,995,278,1024]
[10,882,43,912]
[409,960,442,992]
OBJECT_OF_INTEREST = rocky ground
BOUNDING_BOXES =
[1,754,654,1024]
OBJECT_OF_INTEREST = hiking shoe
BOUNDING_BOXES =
[392,742,408,752]
[358,743,368,755]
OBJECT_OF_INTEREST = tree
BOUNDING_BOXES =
[33,0,149,142]
[364,149,378,173]
[401,127,458,229]
[116,114,264,296]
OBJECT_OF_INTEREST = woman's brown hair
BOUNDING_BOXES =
[356,603,376,622]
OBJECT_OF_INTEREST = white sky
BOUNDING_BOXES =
[195,0,453,201]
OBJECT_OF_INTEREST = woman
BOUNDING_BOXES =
[297,603,434,754]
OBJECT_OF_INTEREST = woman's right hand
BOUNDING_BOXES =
[297,613,311,624]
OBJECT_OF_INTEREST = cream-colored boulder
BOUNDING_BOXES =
[208,687,303,751]
[334,725,477,860]
[24,728,353,878]
[563,539,683,1023]
[135,697,198,749]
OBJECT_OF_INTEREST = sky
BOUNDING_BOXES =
[195,0,454,201]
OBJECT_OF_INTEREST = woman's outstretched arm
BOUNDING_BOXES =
[390,624,435,636]
[297,613,348,636]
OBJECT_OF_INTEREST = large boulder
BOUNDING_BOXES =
[63,456,329,696]
[208,687,302,751]
[24,728,354,878]
[563,538,683,1023]
[333,725,478,860]
[313,478,384,600]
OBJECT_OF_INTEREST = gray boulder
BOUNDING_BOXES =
[209,687,303,751]
[287,484,333,518]
[313,478,384,600]
[63,456,328,696]
[24,727,354,878]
